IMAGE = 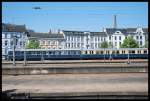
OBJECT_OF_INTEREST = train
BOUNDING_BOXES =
[7,48,148,61]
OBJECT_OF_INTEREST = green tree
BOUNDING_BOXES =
[100,41,109,48]
[120,36,139,48]
[144,40,148,48]
[27,39,40,49]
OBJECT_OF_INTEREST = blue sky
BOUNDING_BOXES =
[2,2,148,33]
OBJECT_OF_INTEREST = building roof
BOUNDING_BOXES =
[2,23,26,32]
[62,30,107,37]
[90,32,107,36]
[106,28,148,36]
[105,28,127,35]
[28,31,64,39]
[142,28,148,34]
[62,30,84,35]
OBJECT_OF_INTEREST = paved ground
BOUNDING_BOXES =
[2,73,148,94]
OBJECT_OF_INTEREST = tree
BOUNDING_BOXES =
[144,40,148,48]
[27,39,40,49]
[100,41,109,48]
[120,36,139,48]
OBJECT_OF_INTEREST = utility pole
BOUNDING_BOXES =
[127,45,130,64]
[104,48,105,63]
[13,36,16,66]
[24,33,26,66]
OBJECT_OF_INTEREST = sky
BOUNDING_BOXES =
[2,2,148,33]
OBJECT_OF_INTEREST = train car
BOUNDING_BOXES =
[7,49,81,61]
[80,48,148,60]
[7,48,148,61]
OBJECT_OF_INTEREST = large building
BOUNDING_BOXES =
[104,27,148,48]
[2,23,28,59]
[27,30,65,49]
[61,30,107,49]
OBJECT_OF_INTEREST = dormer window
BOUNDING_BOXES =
[116,31,120,34]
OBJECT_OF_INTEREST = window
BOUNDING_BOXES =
[95,43,97,48]
[91,37,93,41]
[49,41,51,45]
[109,36,111,40]
[140,41,142,45]
[144,50,147,54]
[77,36,80,41]
[77,43,80,48]
[5,40,8,46]
[72,37,73,41]
[42,41,45,45]
[11,41,13,46]
[119,36,121,40]
[132,50,135,54]
[98,37,100,41]
[136,36,139,40]
[115,42,117,46]
[140,36,142,39]
[101,37,103,41]
[5,34,7,38]
[68,43,70,48]
[20,41,22,46]
[104,38,106,41]
[125,36,127,39]
[95,37,97,41]
[119,42,121,46]
[116,51,119,54]
[115,36,117,40]
[74,43,76,48]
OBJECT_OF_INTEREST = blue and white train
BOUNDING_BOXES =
[7,48,148,61]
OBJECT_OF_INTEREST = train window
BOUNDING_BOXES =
[138,50,141,54]
[96,51,99,54]
[46,51,49,55]
[37,51,40,54]
[15,51,20,55]
[90,51,93,54]
[144,50,147,54]
[42,51,46,54]
[49,51,52,54]
[116,51,119,54]
[132,50,135,54]
[85,51,87,54]
[112,51,115,54]
[68,51,70,55]
[129,51,132,54]
[106,51,109,54]
[122,50,125,54]
[100,51,103,54]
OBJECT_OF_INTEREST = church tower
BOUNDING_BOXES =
[113,15,117,29]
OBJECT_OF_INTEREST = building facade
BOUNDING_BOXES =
[27,30,65,49]
[104,27,147,48]
[2,23,27,59]
[61,30,107,49]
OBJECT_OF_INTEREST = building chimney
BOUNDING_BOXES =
[113,15,117,29]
